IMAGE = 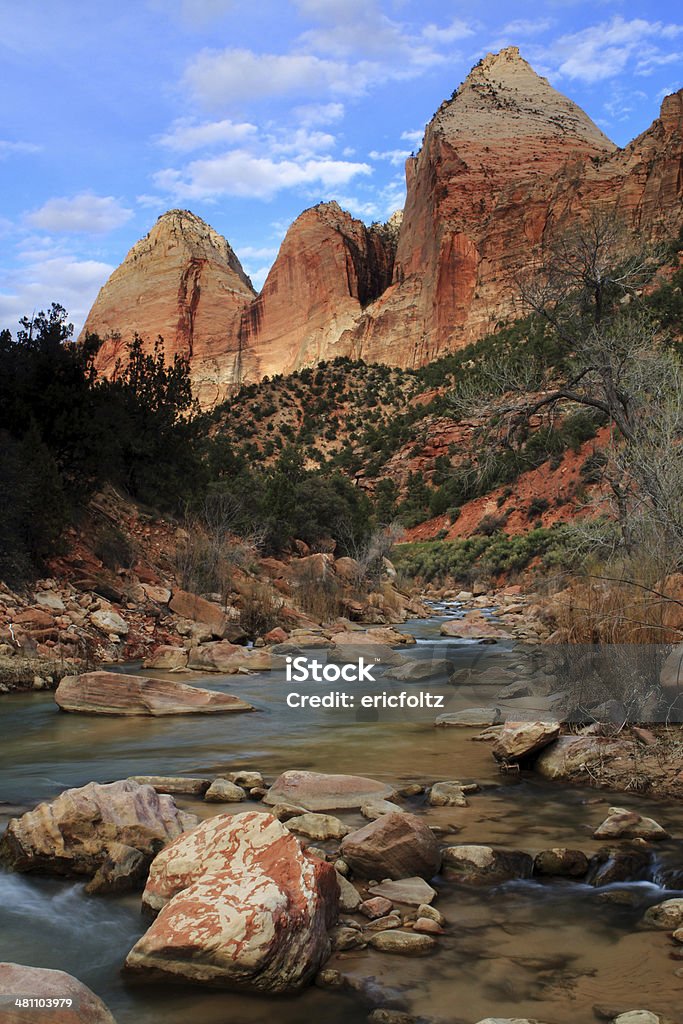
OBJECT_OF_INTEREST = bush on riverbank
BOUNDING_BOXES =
[392,527,576,584]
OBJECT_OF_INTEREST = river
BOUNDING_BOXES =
[1,605,682,1023]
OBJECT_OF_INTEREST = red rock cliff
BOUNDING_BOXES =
[82,209,255,407]
[81,48,683,404]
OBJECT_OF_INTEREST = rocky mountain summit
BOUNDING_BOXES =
[81,48,683,405]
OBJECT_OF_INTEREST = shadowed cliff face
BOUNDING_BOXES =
[237,201,399,380]
[80,48,683,407]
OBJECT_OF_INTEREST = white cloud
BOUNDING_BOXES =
[546,17,683,84]
[656,81,681,100]
[267,127,336,156]
[26,193,133,234]
[499,18,555,37]
[184,48,370,106]
[401,128,423,147]
[159,118,257,151]
[422,18,477,45]
[0,139,41,158]
[247,265,271,291]
[331,194,380,218]
[0,253,113,336]
[153,150,371,201]
[294,101,345,126]
[369,148,411,166]
[636,50,682,76]
[235,245,279,261]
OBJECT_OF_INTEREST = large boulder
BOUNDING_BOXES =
[492,721,560,763]
[0,963,117,1023]
[168,589,234,638]
[127,812,338,992]
[0,780,190,892]
[54,671,254,716]
[264,770,395,811]
[441,845,533,885]
[340,812,441,880]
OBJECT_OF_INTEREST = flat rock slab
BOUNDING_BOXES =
[264,770,395,811]
[436,708,502,727]
[367,930,436,956]
[0,963,117,1023]
[369,877,437,905]
[55,671,254,716]
[127,776,211,796]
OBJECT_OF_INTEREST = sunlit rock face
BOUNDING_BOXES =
[81,50,683,407]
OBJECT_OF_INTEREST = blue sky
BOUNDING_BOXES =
[1,0,681,335]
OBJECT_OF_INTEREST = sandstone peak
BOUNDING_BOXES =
[130,207,254,293]
[434,46,615,154]
[82,207,256,407]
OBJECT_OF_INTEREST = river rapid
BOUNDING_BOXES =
[1,604,682,1024]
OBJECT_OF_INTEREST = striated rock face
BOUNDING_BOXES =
[82,209,255,407]
[238,201,397,379]
[81,50,683,405]
[347,46,617,365]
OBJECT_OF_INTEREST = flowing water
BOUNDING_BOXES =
[1,606,682,1023]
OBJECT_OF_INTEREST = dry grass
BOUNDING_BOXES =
[238,584,282,638]
[295,563,343,623]
[551,571,683,644]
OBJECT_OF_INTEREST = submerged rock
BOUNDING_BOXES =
[55,671,254,716]
[0,780,190,892]
[533,848,589,878]
[428,781,468,807]
[0,963,118,1023]
[368,931,436,956]
[441,845,533,885]
[128,811,338,992]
